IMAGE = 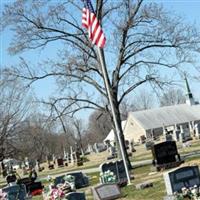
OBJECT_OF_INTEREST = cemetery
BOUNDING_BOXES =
[1,138,200,199]
[1,0,200,200]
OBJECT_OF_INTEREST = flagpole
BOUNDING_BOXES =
[97,47,131,185]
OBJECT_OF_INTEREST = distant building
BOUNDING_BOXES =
[124,104,200,143]
[103,120,127,146]
[103,77,200,144]
[124,76,200,143]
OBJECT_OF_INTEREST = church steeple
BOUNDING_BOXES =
[184,74,195,106]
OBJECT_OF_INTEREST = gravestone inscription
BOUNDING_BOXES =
[163,166,200,195]
[92,183,121,200]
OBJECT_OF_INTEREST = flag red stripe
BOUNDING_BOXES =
[81,7,106,48]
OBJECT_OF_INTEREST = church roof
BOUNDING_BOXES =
[130,104,200,130]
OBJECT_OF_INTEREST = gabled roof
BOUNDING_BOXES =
[130,104,200,130]
[103,120,127,142]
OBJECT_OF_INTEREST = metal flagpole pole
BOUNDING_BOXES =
[97,47,131,185]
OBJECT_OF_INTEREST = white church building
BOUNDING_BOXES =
[104,77,200,144]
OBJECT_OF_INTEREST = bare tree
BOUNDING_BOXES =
[1,0,200,168]
[86,110,112,144]
[0,71,32,166]
[159,88,186,107]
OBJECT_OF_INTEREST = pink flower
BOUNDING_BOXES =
[50,188,64,200]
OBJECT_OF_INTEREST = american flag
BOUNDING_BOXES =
[82,0,106,48]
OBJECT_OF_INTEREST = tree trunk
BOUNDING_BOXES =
[111,93,132,169]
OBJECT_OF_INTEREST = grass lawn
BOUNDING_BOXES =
[2,140,200,199]
[33,165,166,200]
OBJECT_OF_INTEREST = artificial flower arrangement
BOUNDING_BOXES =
[43,174,75,200]
[100,170,117,184]
[173,185,200,200]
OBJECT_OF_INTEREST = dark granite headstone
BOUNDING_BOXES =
[48,164,54,169]
[54,172,89,189]
[66,172,89,189]
[2,184,27,199]
[54,175,65,186]
[57,158,64,167]
[163,166,200,195]
[151,141,182,170]
[75,151,83,166]
[100,160,128,186]
[66,192,86,200]
[6,174,17,184]
[92,183,121,200]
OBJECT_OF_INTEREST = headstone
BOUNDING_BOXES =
[53,154,56,164]
[100,160,128,186]
[151,141,182,171]
[145,140,154,150]
[108,146,117,158]
[6,174,17,184]
[48,164,54,170]
[75,143,83,166]
[165,134,173,141]
[195,123,200,139]
[57,158,64,167]
[66,152,70,163]
[54,175,65,186]
[64,149,67,159]
[81,148,84,156]
[66,172,89,189]
[163,166,200,195]
[47,154,53,166]
[94,143,107,153]
[92,183,121,200]
[75,151,83,166]
[172,129,180,142]
[25,157,29,168]
[2,184,27,199]
[88,144,93,153]
[129,141,136,152]
[65,192,86,200]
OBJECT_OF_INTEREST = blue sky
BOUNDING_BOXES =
[1,0,200,103]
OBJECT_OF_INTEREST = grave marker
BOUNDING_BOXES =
[92,183,121,200]
[100,160,128,186]
[163,166,200,195]
[65,192,86,200]
[57,158,64,167]
[2,184,27,199]
[151,141,182,170]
